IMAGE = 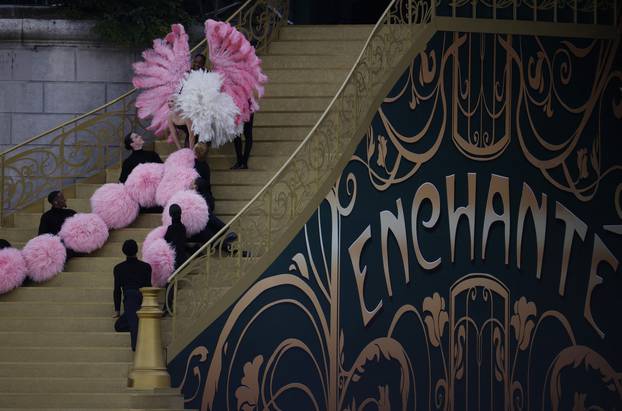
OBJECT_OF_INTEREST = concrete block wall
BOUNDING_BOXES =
[0,19,140,152]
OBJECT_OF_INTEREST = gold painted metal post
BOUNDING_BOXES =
[128,287,171,389]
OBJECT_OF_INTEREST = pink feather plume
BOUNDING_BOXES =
[133,24,191,136]
[205,19,268,124]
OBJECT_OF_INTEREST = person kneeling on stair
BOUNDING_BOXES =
[113,239,152,351]
[39,190,80,259]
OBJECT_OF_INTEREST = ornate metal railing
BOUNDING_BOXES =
[438,0,618,24]
[167,0,438,349]
[166,0,618,353]
[0,0,289,225]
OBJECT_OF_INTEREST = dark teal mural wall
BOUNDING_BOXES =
[169,29,622,410]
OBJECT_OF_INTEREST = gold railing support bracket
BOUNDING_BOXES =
[128,287,171,390]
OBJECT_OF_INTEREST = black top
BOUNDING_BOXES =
[119,149,163,183]
[113,256,152,311]
[175,124,190,148]
[194,160,215,211]
[38,207,77,235]
[165,220,188,270]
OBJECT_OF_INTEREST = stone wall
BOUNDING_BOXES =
[0,19,140,151]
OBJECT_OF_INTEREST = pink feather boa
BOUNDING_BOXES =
[0,248,27,294]
[125,163,165,207]
[91,183,140,229]
[155,166,199,207]
[162,190,209,236]
[142,238,176,287]
[22,235,66,282]
[164,148,195,170]
[59,213,109,253]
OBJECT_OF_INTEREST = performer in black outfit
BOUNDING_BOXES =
[232,112,254,169]
[112,240,152,351]
[193,143,213,208]
[118,132,163,184]
[164,204,188,270]
[38,191,76,236]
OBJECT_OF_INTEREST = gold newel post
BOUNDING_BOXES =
[128,287,171,389]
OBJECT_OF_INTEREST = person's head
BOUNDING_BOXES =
[194,142,209,161]
[169,203,182,223]
[0,239,11,250]
[167,95,177,111]
[124,132,144,151]
[122,239,138,257]
[192,54,206,70]
[47,191,66,209]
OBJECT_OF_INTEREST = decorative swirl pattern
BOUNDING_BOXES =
[1,96,142,221]
[168,0,436,347]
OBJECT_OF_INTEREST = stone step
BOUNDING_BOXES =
[107,168,273,186]
[265,81,339,97]
[0,347,133,363]
[0,362,131,378]
[0,287,112,303]
[36,272,114,287]
[0,392,184,409]
[279,25,372,40]
[253,126,310,141]
[65,257,123,272]
[0,377,126,393]
[264,68,348,83]
[260,97,331,112]
[0,317,172,333]
[0,331,129,347]
[13,211,161,229]
[0,301,114,318]
[261,54,357,69]
[8,242,142,257]
[253,111,321,127]
[268,40,365,55]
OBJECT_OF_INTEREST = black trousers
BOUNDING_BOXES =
[234,113,254,165]
[114,289,142,351]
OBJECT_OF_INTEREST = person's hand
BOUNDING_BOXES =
[112,311,120,319]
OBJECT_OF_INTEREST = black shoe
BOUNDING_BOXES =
[231,162,243,170]
[239,163,248,169]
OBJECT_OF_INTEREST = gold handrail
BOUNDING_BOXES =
[166,0,618,356]
[0,0,286,224]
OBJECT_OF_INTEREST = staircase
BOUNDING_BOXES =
[0,25,371,411]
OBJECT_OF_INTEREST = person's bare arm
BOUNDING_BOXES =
[186,119,196,149]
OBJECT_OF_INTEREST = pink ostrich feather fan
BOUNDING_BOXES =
[91,183,140,230]
[22,234,66,282]
[205,19,268,124]
[142,239,176,287]
[59,213,109,254]
[0,248,27,294]
[133,23,191,136]
[125,162,165,208]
